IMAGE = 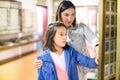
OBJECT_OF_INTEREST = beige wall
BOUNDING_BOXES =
[16,0,37,9]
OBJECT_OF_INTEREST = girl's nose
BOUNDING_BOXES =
[63,35,67,40]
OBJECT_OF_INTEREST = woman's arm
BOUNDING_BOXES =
[80,22,99,49]
[34,59,43,69]
[80,22,99,59]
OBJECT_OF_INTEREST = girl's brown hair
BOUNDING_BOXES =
[43,22,67,52]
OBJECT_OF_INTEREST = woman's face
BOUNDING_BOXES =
[61,8,75,28]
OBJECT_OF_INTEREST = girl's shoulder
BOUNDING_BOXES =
[38,49,51,61]
[64,45,75,52]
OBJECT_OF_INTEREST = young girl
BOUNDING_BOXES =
[37,22,98,80]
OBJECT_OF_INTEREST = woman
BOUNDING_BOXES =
[35,0,99,80]
[37,22,98,80]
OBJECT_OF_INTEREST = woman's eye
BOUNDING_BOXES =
[64,14,69,17]
[72,13,75,16]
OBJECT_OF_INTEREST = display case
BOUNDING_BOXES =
[21,9,35,32]
[104,0,117,80]
[98,0,120,80]
[0,34,44,64]
[0,1,43,64]
[0,1,21,35]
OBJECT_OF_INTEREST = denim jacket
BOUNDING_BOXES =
[37,46,97,80]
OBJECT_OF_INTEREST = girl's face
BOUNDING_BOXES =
[61,8,75,28]
[53,26,67,49]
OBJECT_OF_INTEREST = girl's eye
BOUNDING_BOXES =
[60,34,63,36]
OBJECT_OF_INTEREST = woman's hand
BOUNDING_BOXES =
[94,45,99,65]
[95,55,99,65]
[95,58,99,65]
[34,59,43,69]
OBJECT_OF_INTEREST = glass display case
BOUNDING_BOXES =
[0,1,42,64]
[0,1,21,35]
[21,9,35,32]
[98,0,120,80]
[104,1,117,79]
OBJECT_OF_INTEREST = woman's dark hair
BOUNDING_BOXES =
[56,0,76,27]
[43,22,67,51]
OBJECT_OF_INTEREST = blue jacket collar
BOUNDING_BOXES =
[40,48,71,72]
[40,49,53,62]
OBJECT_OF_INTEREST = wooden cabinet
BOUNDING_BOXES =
[0,36,44,64]
[0,42,37,64]
[98,0,120,80]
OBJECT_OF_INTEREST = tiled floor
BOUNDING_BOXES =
[0,52,38,80]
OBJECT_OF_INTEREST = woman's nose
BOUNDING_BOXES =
[68,16,72,21]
